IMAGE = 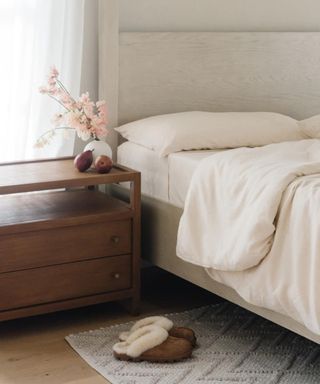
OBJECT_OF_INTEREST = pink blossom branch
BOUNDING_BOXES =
[56,79,77,105]
[37,66,109,146]
[47,94,71,111]
[34,126,75,148]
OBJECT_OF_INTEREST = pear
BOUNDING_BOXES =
[74,150,93,172]
[94,155,113,173]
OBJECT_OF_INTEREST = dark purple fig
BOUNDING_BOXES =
[74,150,93,172]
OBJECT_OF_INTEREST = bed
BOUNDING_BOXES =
[117,141,224,207]
[100,31,320,343]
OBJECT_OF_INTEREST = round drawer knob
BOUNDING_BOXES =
[113,273,120,279]
[111,236,120,244]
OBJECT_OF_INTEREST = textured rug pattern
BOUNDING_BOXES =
[66,303,320,384]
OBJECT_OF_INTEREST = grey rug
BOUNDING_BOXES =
[66,303,320,384]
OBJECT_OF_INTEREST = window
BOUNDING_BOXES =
[0,0,84,162]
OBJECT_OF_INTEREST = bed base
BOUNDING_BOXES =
[112,185,320,344]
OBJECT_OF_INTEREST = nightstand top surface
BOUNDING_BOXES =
[0,157,139,194]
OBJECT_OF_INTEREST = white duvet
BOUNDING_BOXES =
[177,139,320,334]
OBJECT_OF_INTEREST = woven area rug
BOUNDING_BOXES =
[65,303,320,384]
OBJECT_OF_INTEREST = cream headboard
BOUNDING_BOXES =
[100,32,320,152]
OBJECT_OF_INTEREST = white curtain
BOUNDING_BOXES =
[0,0,85,162]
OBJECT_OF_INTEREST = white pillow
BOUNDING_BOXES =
[115,111,305,157]
[299,114,320,138]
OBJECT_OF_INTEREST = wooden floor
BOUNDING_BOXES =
[0,267,221,384]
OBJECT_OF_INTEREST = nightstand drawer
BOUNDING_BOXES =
[0,220,132,273]
[0,254,132,311]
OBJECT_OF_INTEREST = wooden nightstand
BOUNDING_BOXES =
[0,157,141,320]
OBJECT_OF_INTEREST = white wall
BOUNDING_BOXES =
[81,0,98,99]
[119,0,320,32]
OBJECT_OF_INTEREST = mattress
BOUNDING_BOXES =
[117,142,223,207]
[117,142,169,202]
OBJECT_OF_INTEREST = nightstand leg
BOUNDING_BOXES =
[120,296,140,316]
[130,295,140,316]
[130,173,141,316]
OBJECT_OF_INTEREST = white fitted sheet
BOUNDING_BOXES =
[117,142,222,206]
[168,150,223,207]
[117,142,169,202]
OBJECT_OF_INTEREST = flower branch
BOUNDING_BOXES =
[35,66,108,148]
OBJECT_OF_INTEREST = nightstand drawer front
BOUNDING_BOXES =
[0,255,132,311]
[0,220,132,273]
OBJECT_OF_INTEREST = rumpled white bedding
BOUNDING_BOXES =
[177,139,320,334]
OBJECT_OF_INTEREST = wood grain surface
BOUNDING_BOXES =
[0,158,137,194]
[0,190,132,234]
[0,255,132,311]
[119,32,320,124]
[0,158,141,321]
[0,220,131,273]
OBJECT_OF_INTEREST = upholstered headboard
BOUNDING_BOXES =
[100,31,320,154]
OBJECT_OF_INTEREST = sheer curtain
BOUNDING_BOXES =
[0,0,85,162]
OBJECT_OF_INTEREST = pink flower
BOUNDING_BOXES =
[77,92,94,117]
[39,86,48,94]
[39,84,59,96]
[90,115,108,139]
[37,66,109,146]
[96,100,105,107]
[79,92,91,104]
[50,66,59,78]
[96,100,107,123]
[66,110,82,127]
[59,92,76,109]
[95,125,108,139]
[47,66,59,86]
